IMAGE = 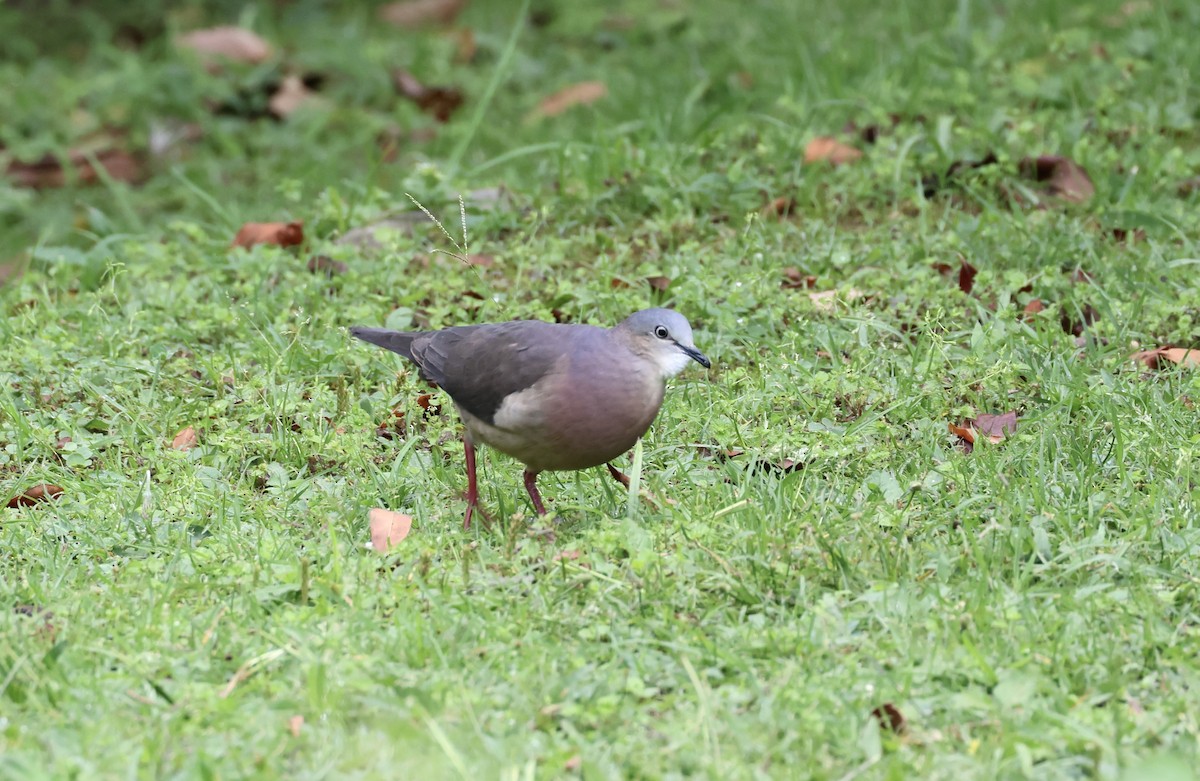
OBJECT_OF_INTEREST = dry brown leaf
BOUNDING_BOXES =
[269,75,316,118]
[1061,303,1099,337]
[171,426,198,451]
[7,484,64,509]
[762,196,795,218]
[870,703,908,734]
[922,151,998,197]
[781,268,817,290]
[958,260,978,295]
[808,288,861,312]
[369,508,413,553]
[1131,347,1200,370]
[231,221,304,249]
[287,715,304,737]
[1019,155,1094,204]
[454,27,477,63]
[7,148,143,189]
[307,255,347,276]
[1022,299,1045,315]
[379,0,466,27]
[804,137,862,165]
[553,550,581,562]
[176,26,272,64]
[563,755,582,772]
[393,70,465,122]
[948,422,976,453]
[416,393,442,418]
[974,412,1018,442]
[531,81,608,119]
[646,276,671,292]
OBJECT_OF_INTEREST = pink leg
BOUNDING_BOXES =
[463,438,479,530]
[523,470,548,515]
[606,462,631,488]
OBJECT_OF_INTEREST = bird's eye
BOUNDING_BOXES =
[654,325,670,339]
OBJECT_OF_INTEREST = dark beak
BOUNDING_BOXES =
[680,343,711,369]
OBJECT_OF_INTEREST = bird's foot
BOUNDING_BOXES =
[605,462,662,510]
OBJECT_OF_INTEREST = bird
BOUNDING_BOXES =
[350,308,710,528]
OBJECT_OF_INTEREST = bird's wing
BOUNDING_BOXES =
[412,321,587,426]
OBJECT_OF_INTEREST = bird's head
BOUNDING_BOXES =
[617,308,711,377]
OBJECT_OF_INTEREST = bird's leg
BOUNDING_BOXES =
[461,438,493,530]
[605,462,631,488]
[523,470,548,515]
[605,461,661,510]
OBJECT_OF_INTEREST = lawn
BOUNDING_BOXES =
[2,0,1199,778]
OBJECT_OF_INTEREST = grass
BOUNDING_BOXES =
[2,0,1200,778]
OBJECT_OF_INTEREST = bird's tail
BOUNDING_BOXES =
[349,327,418,360]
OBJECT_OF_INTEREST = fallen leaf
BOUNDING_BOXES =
[7,484,65,508]
[1061,303,1099,336]
[958,260,978,295]
[762,196,796,217]
[176,26,271,65]
[393,70,464,122]
[171,426,198,451]
[974,412,1018,442]
[948,422,976,453]
[553,550,581,562]
[287,715,304,737]
[804,137,862,165]
[368,508,413,552]
[379,0,466,27]
[610,277,631,289]
[465,254,495,268]
[231,221,304,249]
[921,151,999,197]
[563,755,583,772]
[530,81,608,119]
[13,604,57,642]
[336,212,430,250]
[781,268,817,290]
[454,27,477,63]
[870,703,908,734]
[416,393,442,418]
[1022,299,1045,315]
[646,275,671,292]
[1019,155,1094,204]
[808,288,862,312]
[307,255,347,276]
[1131,347,1200,370]
[269,74,316,118]
[7,148,143,189]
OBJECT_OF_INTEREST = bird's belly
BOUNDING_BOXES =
[459,378,662,473]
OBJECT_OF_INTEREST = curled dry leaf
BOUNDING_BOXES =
[781,268,817,290]
[269,74,316,118]
[393,70,464,122]
[7,484,65,508]
[762,196,796,218]
[950,411,1018,453]
[1131,347,1200,370]
[804,137,862,165]
[1019,155,1094,204]
[974,412,1018,442]
[8,148,143,189]
[416,393,442,418]
[307,255,348,276]
[379,0,466,27]
[531,81,608,119]
[176,26,272,65]
[368,508,413,553]
[171,426,198,451]
[231,221,304,249]
[870,702,908,734]
[922,151,999,197]
[958,260,978,295]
